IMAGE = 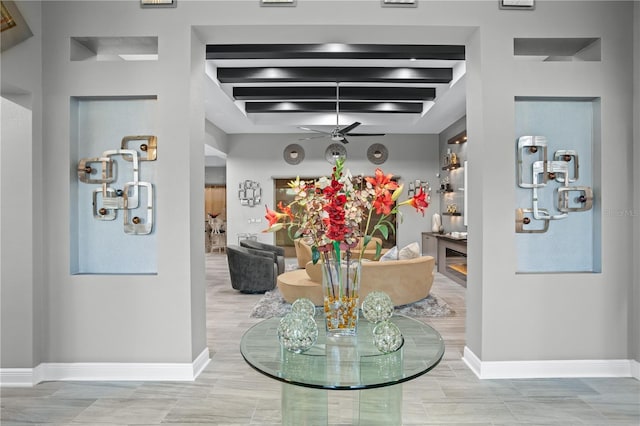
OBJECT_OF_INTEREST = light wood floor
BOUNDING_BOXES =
[1,253,638,425]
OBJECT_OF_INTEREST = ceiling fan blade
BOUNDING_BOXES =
[338,122,361,135]
[341,136,350,144]
[346,133,386,137]
[298,126,330,134]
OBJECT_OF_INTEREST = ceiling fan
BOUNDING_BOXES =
[298,83,385,144]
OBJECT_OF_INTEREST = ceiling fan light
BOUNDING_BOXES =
[260,0,296,6]
[382,0,417,7]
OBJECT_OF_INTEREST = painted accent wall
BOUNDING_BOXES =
[0,0,637,375]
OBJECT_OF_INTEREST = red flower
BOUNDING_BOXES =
[405,188,429,216]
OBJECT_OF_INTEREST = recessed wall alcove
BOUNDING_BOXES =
[70,96,158,275]
[515,97,602,273]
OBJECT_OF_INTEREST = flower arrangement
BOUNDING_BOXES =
[263,157,428,263]
[263,157,428,334]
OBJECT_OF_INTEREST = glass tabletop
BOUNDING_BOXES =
[240,314,445,390]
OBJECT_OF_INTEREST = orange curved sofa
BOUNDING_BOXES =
[277,255,435,307]
[293,238,389,269]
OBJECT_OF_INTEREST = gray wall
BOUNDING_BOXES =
[1,0,637,371]
[633,1,640,365]
[226,133,440,249]
[1,1,43,368]
[205,167,226,185]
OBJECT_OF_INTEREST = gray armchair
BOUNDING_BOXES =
[239,239,285,275]
[226,245,277,294]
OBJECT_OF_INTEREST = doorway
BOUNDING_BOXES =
[204,185,226,252]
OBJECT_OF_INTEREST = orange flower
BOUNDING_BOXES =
[372,191,394,215]
[365,168,398,192]
[264,205,285,227]
[278,201,294,221]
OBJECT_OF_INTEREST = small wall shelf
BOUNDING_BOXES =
[447,130,467,145]
[442,163,461,171]
[442,212,462,216]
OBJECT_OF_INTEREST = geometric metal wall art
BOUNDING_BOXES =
[238,180,261,207]
[515,135,593,233]
[77,135,156,235]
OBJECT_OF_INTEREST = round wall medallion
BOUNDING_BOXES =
[367,143,388,165]
[325,143,347,165]
[283,144,305,165]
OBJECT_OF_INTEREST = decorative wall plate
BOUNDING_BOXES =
[283,144,305,165]
[325,143,347,165]
[367,143,388,165]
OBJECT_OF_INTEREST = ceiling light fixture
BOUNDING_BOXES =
[499,0,534,10]
[260,0,296,6]
[382,0,417,7]
[140,0,176,8]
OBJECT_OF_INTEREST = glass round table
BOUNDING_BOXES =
[240,314,445,425]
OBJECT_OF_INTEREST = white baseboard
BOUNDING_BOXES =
[0,368,36,387]
[463,346,637,380]
[0,347,210,387]
[631,359,640,380]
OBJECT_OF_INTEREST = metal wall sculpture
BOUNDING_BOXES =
[515,135,593,233]
[238,180,261,207]
[77,135,156,235]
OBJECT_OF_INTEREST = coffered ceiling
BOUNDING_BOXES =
[204,42,467,136]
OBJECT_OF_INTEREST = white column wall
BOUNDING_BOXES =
[0,1,43,369]
[632,1,640,366]
[38,1,204,363]
[467,3,634,361]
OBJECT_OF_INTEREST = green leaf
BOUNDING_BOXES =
[381,220,396,235]
[375,224,389,239]
[363,235,372,247]
[333,241,341,263]
[312,246,320,264]
[375,242,382,260]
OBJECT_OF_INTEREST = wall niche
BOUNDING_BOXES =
[514,97,601,273]
[70,96,158,275]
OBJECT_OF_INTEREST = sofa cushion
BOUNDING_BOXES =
[379,246,399,262]
[399,242,420,260]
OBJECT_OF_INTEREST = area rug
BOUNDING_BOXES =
[250,288,454,319]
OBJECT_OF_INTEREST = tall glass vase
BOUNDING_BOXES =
[321,258,361,337]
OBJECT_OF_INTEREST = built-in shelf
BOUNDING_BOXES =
[442,163,461,171]
[447,130,467,144]
[437,189,454,193]
[442,212,462,216]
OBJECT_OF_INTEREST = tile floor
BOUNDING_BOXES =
[1,252,638,425]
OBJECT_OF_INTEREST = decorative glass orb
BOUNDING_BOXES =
[373,320,403,354]
[277,312,318,353]
[291,297,316,317]
[361,291,394,323]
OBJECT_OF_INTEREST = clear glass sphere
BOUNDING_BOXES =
[372,320,403,353]
[277,312,318,353]
[361,291,394,323]
[291,297,316,317]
